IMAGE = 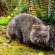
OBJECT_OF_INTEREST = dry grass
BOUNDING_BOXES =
[0,25,55,55]
[0,35,55,55]
[0,35,47,55]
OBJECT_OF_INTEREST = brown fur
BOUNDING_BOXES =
[6,13,51,49]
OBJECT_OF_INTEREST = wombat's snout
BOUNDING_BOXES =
[34,37,40,43]
[35,34,48,44]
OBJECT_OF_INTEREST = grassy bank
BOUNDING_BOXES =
[0,17,55,55]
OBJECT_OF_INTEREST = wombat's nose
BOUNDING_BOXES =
[34,37,40,43]
[37,39,39,42]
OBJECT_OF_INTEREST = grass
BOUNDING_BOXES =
[0,18,55,55]
[0,35,47,55]
[0,16,11,25]
[0,25,47,55]
[0,34,55,55]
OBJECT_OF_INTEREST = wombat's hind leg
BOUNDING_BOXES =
[16,30,23,44]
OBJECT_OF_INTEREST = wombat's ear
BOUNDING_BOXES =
[32,23,40,29]
[46,25,50,30]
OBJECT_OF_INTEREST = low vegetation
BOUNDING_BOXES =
[0,25,55,55]
[0,35,55,55]
[0,0,55,55]
[0,16,11,25]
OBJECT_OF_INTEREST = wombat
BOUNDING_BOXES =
[6,13,54,50]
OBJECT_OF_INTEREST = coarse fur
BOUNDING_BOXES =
[6,13,52,50]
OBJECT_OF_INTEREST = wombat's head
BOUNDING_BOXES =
[30,23,50,45]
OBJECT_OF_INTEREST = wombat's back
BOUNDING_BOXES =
[6,13,44,44]
[15,13,43,24]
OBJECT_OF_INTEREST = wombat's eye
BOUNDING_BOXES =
[43,35,47,38]
[36,28,41,31]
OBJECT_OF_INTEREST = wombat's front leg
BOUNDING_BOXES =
[6,33,16,43]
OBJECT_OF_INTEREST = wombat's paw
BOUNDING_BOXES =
[5,36,11,43]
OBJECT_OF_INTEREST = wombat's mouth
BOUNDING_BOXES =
[34,37,40,44]
[34,36,47,45]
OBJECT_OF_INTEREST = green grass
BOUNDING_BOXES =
[0,35,55,55]
[0,18,55,55]
[0,35,48,55]
[0,25,6,32]
[0,16,11,25]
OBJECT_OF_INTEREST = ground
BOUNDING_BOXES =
[0,25,55,55]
